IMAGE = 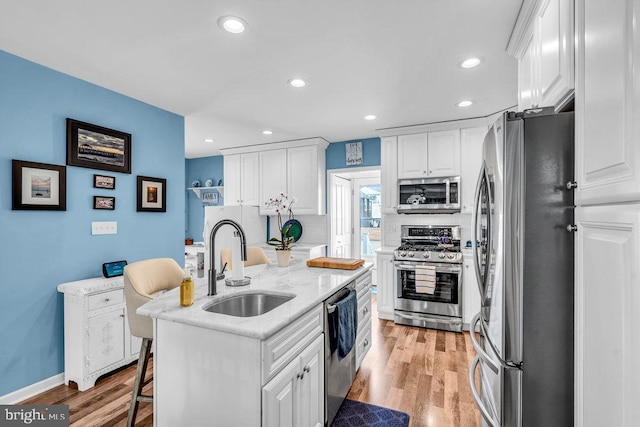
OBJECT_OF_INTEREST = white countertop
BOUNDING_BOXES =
[138,259,372,340]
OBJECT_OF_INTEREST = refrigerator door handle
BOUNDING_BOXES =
[471,163,492,300]
[469,313,500,374]
[469,355,500,427]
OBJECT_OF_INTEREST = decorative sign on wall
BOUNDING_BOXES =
[346,142,363,165]
[202,191,219,205]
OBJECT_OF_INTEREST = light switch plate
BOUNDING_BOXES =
[92,221,117,235]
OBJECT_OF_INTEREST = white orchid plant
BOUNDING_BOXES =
[265,192,296,250]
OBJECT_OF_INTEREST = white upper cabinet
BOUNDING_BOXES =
[223,152,260,206]
[223,138,328,215]
[574,0,640,205]
[460,127,487,214]
[509,0,574,111]
[397,129,460,179]
[260,149,287,214]
[380,136,398,214]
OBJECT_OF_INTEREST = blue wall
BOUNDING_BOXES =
[185,156,224,241]
[326,137,381,169]
[0,50,185,396]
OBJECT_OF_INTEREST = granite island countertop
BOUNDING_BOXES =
[138,258,372,340]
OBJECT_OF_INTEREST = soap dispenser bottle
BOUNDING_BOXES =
[180,270,194,307]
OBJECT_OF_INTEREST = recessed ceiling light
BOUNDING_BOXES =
[218,16,248,34]
[288,78,307,88]
[262,130,273,135]
[203,138,215,143]
[363,115,378,121]
[459,57,483,69]
[457,100,474,108]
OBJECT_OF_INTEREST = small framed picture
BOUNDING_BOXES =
[94,174,116,189]
[12,159,66,211]
[346,141,363,165]
[94,196,115,210]
[67,118,131,174]
[137,175,166,212]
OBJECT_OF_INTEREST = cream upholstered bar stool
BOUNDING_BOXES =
[123,258,183,427]
[219,246,272,270]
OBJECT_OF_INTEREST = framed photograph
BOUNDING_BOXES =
[94,196,115,210]
[94,174,116,189]
[137,175,166,212]
[67,118,131,174]
[12,160,66,211]
[346,141,363,165]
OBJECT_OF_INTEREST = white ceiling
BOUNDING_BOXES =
[0,0,522,158]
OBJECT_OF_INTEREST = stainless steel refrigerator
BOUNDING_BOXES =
[468,108,574,427]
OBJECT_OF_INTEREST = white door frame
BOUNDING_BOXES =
[327,167,381,259]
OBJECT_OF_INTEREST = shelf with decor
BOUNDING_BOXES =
[187,186,224,199]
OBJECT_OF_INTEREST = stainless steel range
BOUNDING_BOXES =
[394,225,463,332]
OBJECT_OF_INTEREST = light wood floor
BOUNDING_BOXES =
[21,294,479,427]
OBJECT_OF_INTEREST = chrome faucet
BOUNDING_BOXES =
[208,219,247,296]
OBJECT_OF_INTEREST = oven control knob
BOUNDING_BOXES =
[447,253,455,259]
[400,251,407,257]
[408,252,415,257]
[439,252,446,259]
[423,252,430,259]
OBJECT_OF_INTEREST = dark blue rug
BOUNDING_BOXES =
[331,399,410,427]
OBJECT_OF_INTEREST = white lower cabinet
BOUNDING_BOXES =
[355,271,372,370]
[375,249,395,320]
[262,334,324,427]
[462,254,480,330]
[57,277,139,391]
[575,204,640,427]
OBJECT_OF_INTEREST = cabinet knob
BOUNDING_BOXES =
[363,307,369,315]
[566,224,578,232]
[104,297,110,302]
[297,371,305,380]
[363,339,369,347]
[566,181,578,190]
[303,365,311,373]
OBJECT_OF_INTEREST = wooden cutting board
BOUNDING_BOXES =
[306,257,365,270]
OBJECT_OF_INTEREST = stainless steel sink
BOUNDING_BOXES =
[203,292,294,317]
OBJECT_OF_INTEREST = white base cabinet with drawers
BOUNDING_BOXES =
[57,277,141,391]
[355,271,372,370]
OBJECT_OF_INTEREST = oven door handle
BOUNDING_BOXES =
[394,262,461,274]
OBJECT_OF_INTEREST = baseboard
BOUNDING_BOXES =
[0,373,65,404]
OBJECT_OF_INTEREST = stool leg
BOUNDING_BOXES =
[127,337,152,427]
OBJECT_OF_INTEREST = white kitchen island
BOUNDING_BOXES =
[138,258,372,427]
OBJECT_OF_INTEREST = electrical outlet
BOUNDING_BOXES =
[92,221,117,235]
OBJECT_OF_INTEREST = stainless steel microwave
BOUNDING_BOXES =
[397,176,461,213]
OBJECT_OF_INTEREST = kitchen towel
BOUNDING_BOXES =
[335,289,357,360]
[414,264,436,295]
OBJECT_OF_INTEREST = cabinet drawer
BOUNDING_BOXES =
[355,271,371,299]
[357,290,371,334]
[262,305,323,384]
[355,320,372,370]
[88,289,123,311]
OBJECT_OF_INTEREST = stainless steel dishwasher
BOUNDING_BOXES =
[324,281,356,426]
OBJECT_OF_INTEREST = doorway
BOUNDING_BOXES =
[328,168,381,285]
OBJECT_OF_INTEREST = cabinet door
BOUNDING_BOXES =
[518,29,537,111]
[460,127,487,214]
[288,146,320,214]
[375,251,395,320]
[575,0,640,205]
[297,335,324,427]
[262,356,299,427]
[87,309,126,374]
[538,0,574,109]
[397,133,428,178]
[463,257,480,328]
[427,129,460,177]
[240,152,260,206]
[260,149,287,215]
[380,136,398,214]
[575,204,640,427]
[223,154,241,206]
